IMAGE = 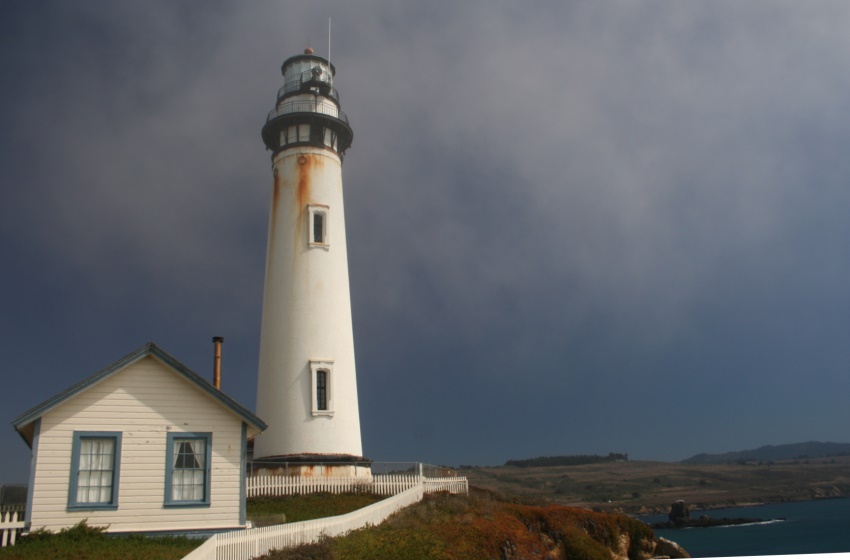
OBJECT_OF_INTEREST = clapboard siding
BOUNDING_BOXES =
[29,356,248,533]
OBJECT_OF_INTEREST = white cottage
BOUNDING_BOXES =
[12,342,266,535]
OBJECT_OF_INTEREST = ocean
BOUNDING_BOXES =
[640,498,850,557]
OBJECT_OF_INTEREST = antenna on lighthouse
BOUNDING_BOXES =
[327,17,332,73]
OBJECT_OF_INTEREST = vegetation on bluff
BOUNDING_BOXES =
[257,488,675,560]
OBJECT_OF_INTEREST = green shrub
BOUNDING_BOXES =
[0,521,199,560]
[257,539,335,560]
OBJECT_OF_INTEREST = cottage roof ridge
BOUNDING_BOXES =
[11,341,267,445]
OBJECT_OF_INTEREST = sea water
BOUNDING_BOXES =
[640,498,850,557]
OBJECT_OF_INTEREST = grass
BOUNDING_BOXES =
[247,492,386,523]
[0,522,200,560]
[0,493,386,560]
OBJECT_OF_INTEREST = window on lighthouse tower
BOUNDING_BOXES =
[309,360,334,416]
[316,370,328,410]
[313,213,324,243]
[308,205,329,248]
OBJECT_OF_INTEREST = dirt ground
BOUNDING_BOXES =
[463,455,850,514]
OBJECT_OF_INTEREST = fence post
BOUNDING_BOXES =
[1,510,25,548]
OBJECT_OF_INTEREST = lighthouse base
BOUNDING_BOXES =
[250,454,372,478]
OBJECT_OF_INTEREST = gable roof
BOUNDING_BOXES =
[12,342,267,446]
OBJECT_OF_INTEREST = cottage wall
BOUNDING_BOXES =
[30,356,246,533]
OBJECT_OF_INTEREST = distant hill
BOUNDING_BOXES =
[682,441,850,464]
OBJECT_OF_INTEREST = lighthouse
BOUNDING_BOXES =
[253,48,365,475]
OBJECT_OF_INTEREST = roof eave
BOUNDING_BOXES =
[11,342,267,437]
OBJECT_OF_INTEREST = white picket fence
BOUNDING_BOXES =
[184,475,468,560]
[246,473,420,498]
[1,509,26,548]
[424,476,469,494]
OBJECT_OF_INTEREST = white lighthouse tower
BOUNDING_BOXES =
[253,48,366,475]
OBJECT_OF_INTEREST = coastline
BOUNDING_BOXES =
[626,492,850,517]
[644,498,850,557]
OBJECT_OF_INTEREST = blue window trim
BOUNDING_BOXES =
[67,431,122,511]
[164,432,212,508]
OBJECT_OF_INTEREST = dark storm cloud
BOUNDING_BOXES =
[2,1,850,480]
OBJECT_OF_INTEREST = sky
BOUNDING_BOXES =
[2,1,850,484]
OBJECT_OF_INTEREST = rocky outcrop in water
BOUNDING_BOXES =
[668,500,690,526]
[649,500,769,530]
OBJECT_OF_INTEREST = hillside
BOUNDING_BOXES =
[465,455,850,514]
[258,488,689,560]
[681,441,850,464]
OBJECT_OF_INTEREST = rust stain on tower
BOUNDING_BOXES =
[296,155,312,209]
[296,153,326,209]
[294,153,326,252]
[270,171,281,251]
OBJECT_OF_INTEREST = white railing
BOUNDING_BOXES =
[1,509,25,548]
[184,475,468,560]
[247,475,369,497]
[370,474,422,496]
[184,484,425,560]
[424,476,470,494]
[246,474,422,498]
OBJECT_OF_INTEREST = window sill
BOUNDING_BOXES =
[163,502,211,509]
[311,410,335,417]
[67,504,118,511]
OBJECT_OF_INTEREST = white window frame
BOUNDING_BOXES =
[309,359,334,416]
[307,204,329,249]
